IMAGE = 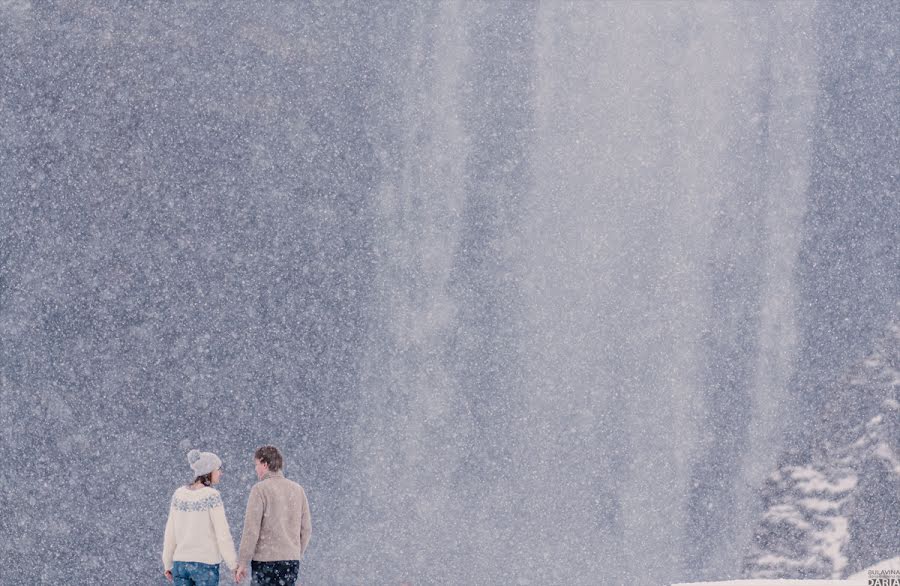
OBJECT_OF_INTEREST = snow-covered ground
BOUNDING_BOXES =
[673,581,865,585]
[847,556,900,581]
[674,556,900,584]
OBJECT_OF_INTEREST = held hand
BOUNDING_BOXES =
[164,570,173,582]
[234,564,246,583]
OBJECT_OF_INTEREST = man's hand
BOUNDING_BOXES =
[164,569,173,582]
[234,564,247,583]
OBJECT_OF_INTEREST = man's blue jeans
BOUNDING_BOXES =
[251,560,300,585]
[172,561,220,586]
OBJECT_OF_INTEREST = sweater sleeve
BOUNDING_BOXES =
[209,493,238,570]
[162,498,177,571]
[299,487,312,556]
[238,485,264,566]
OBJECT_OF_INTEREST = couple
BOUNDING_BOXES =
[162,445,312,585]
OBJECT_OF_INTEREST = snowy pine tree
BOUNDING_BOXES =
[744,315,900,579]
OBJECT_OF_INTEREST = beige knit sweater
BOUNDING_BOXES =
[238,470,312,565]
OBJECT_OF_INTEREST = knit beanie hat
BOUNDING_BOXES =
[188,449,222,477]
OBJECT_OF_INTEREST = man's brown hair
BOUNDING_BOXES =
[254,445,283,472]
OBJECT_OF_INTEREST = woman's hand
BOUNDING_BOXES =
[165,569,173,582]
[235,564,247,583]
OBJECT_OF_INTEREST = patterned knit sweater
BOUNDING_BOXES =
[162,486,237,571]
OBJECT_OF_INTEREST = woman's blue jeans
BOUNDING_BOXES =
[172,561,220,586]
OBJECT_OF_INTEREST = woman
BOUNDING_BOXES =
[162,449,237,585]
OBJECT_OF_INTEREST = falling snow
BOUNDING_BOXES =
[0,1,897,585]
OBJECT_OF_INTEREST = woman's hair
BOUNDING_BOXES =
[191,471,214,487]
[254,445,283,472]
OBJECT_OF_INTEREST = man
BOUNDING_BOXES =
[235,446,312,585]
